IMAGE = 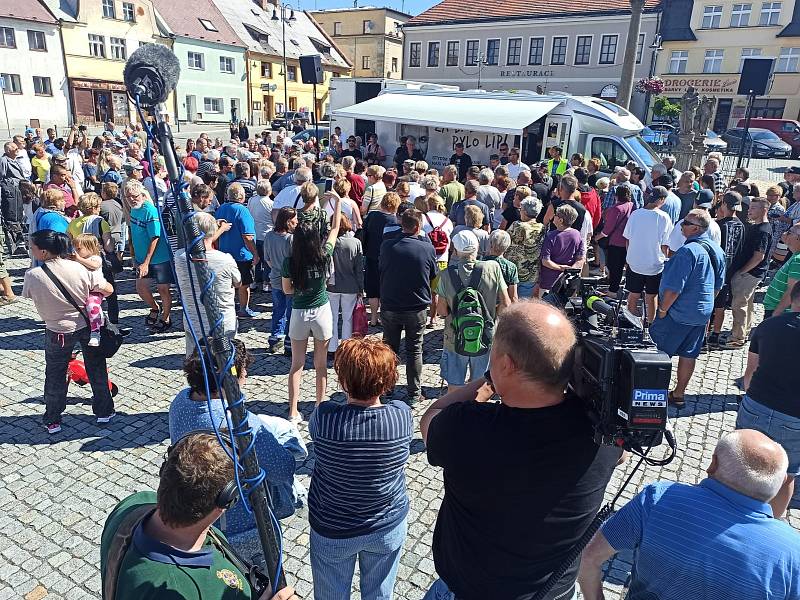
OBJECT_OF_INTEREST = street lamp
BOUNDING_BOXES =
[476,52,490,90]
[272,3,296,131]
[645,34,663,123]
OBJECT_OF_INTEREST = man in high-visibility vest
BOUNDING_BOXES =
[547,146,568,177]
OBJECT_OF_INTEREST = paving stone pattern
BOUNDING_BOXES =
[0,254,797,600]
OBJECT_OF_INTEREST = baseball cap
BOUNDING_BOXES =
[697,188,714,207]
[451,230,479,254]
[787,166,800,175]
[721,191,742,211]
[25,127,34,134]
[123,159,143,172]
[53,153,67,162]
[206,149,220,162]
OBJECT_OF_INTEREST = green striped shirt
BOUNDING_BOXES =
[764,253,800,311]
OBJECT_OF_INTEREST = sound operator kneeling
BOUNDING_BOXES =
[420,300,622,600]
[100,432,297,600]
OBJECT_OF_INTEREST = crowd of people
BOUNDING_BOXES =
[2,120,800,599]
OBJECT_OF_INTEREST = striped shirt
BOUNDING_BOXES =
[603,478,800,600]
[308,400,412,539]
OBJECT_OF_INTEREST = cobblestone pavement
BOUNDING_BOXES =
[0,253,798,600]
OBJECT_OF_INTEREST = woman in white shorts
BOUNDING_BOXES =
[281,190,342,423]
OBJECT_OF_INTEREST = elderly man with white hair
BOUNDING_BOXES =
[476,167,503,228]
[662,154,681,182]
[579,429,800,600]
[602,167,644,210]
[174,212,241,356]
[271,166,312,222]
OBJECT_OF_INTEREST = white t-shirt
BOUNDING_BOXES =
[272,183,301,211]
[667,218,722,252]
[322,195,356,222]
[507,161,529,181]
[247,194,274,241]
[407,182,424,204]
[623,207,673,276]
[421,211,454,261]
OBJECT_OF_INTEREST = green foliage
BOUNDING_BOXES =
[653,96,680,118]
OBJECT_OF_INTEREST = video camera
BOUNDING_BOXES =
[544,269,671,450]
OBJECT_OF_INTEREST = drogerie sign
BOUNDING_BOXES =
[659,76,740,94]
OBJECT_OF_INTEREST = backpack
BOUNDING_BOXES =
[448,264,493,356]
[424,212,449,254]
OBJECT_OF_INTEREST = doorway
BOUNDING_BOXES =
[186,95,196,122]
[713,99,732,133]
[95,91,111,123]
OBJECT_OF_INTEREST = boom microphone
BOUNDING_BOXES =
[585,295,614,320]
[123,43,180,106]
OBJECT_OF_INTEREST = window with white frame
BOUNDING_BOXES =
[102,0,116,19]
[740,48,762,71]
[507,38,522,65]
[731,3,752,26]
[703,48,724,72]
[391,57,398,71]
[599,35,617,64]
[776,47,800,72]
[110,37,126,60]
[188,51,204,70]
[287,65,296,81]
[574,36,591,65]
[551,36,567,65]
[465,40,479,66]
[636,33,645,63]
[447,41,459,66]
[409,42,420,67]
[199,19,217,31]
[702,5,723,28]
[669,50,688,73]
[204,97,223,113]
[427,41,440,67]
[28,30,46,51]
[528,37,544,65]
[333,21,342,35]
[759,1,781,25]
[362,55,370,69]
[0,27,15,49]
[219,56,235,73]
[0,74,22,94]
[89,34,106,58]
[122,2,135,22]
[486,39,500,65]
[261,61,272,77]
[33,76,52,96]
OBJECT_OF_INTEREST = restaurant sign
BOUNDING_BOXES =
[659,75,740,95]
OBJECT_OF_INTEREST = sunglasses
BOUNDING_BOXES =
[681,220,701,228]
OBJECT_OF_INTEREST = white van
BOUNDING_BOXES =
[331,84,661,175]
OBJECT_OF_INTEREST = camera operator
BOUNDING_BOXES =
[420,300,621,600]
[100,432,298,600]
[578,430,800,600]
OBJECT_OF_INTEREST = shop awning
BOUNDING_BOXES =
[333,93,561,135]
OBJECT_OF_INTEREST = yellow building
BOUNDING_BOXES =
[56,0,172,125]
[310,7,409,79]
[213,0,351,126]
[654,0,800,131]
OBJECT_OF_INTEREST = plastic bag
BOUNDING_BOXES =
[352,297,368,337]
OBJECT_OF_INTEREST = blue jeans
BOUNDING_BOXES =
[440,349,490,387]
[311,518,407,600]
[736,395,800,475]
[269,289,292,343]
[255,241,271,284]
[517,281,535,298]
[423,579,577,600]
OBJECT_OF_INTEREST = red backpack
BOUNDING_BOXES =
[424,213,449,254]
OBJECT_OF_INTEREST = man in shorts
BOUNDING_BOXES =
[125,179,174,332]
[216,183,260,318]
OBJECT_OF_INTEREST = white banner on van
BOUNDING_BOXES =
[400,125,516,170]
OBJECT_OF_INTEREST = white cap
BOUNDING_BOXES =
[451,230,479,254]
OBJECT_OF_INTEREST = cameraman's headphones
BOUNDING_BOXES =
[159,429,240,511]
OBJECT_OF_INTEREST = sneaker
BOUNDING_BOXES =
[288,413,304,425]
[238,307,260,319]
[88,332,101,347]
[268,339,285,355]
[96,412,115,424]
[46,423,62,434]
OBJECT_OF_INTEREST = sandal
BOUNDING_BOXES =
[151,318,172,332]
[668,390,685,409]
[144,303,161,326]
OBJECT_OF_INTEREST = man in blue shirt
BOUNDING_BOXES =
[578,429,800,600]
[126,179,174,332]
[649,208,724,408]
[655,174,682,225]
[216,182,260,318]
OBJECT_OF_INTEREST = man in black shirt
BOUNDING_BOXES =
[421,300,621,600]
[543,174,587,233]
[340,136,363,160]
[449,143,473,182]
[379,209,437,404]
[725,198,772,348]
[710,192,747,346]
[736,282,800,516]
[393,136,425,171]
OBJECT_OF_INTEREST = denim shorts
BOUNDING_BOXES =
[736,394,800,475]
[440,349,490,386]
[145,260,174,285]
[649,312,706,359]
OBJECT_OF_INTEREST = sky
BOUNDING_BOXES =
[294,0,437,16]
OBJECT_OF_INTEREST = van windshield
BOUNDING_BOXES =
[625,135,660,168]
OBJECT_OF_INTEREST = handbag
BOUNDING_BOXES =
[597,206,626,249]
[352,297,368,337]
[41,263,124,358]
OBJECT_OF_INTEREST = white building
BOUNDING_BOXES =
[0,0,71,132]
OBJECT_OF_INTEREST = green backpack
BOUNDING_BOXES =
[448,264,493,357]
